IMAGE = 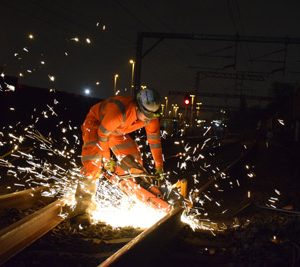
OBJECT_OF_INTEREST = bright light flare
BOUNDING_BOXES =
[84,88,91,95]
[181,211,220,232]
[48,75,55,82]
[71,37,79,42]
[91,197,166,228]
[90,183,166,228]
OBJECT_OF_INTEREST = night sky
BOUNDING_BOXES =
[1,0,300,101]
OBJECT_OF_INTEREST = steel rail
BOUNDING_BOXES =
[99,206,184,267]
[198,138,258,194]
[0,186,48,211]
[0,198,67,265]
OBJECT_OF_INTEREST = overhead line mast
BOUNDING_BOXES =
[134,32,300,96]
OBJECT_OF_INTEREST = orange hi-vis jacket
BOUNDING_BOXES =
[81,96,163,177]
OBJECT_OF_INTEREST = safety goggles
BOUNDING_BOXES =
[139,105,161,119]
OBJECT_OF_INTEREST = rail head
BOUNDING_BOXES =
[99,206,184,267]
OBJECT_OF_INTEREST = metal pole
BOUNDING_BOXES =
[134,32,143,97]
[190,95,195,126]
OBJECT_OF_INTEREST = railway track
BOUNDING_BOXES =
[0,189,185,266]
[0,187,66,265]
[0,186,49,212]
[0,194,230,267]
[0,136,259,266]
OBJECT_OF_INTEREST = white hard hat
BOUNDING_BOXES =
[136,88,161,119]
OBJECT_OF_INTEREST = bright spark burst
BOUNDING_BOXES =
[5,83,15,91]
[71,37,79,42]
[48,75,55,82]
[92,193,166,228]
[0,97,168,229]
[1,80,285,233]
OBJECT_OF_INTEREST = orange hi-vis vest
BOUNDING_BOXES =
[81,96,163,170]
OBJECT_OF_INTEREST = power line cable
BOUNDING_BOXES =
[227,0,238,33]
[113,0,153,31]
[112,0,194,88]
[233,0,254,65]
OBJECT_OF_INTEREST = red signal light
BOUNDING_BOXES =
[184,94,191,105]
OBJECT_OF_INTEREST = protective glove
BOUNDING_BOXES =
[104,159,116,173]
[154,168,165,181]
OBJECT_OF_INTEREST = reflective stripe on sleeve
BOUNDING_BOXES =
[111,142,136,153]
[98,136,109,142]
[99,124,111,135]
[149,143,162,149]
[147,133,160,140]
[81,154,102,163]
[83,140,98,148]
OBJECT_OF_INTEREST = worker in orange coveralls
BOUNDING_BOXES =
[73,88,164,224]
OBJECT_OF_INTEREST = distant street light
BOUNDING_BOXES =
[190,94,196,126]
[164,97,168,117]
[173,104,179,118]
[196,102,201,117]
[84,88,91,95]
[129,59,135,95]
[114,74,119,95]
[161,104,165,117]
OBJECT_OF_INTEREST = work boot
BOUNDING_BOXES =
[70,179,98,226]
[71,212,92,227]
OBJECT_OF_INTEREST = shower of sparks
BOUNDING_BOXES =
[0,91,175,229]
[0,38,285,233]
[181,211,217,231]
[91,181,166,228]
